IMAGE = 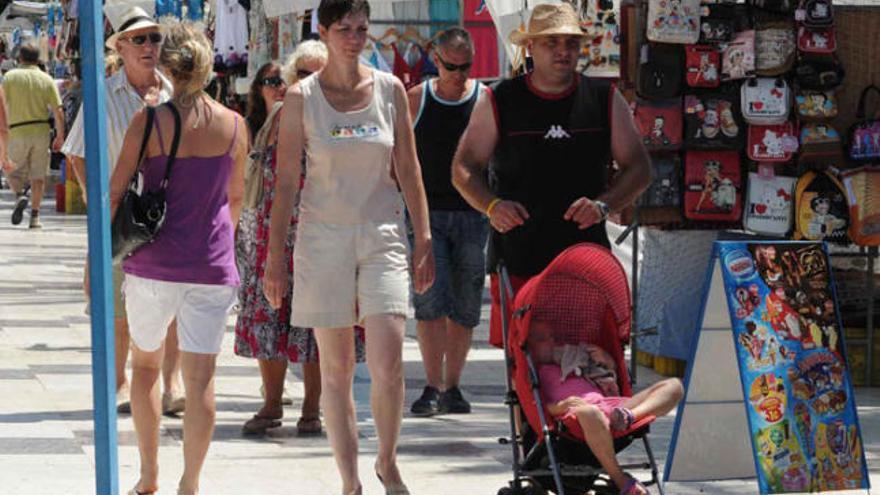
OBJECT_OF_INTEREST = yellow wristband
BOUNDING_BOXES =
[486,198,502,218]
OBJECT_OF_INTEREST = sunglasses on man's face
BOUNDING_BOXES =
[261,76,285,88]
[124,33,163,46]
[436,54,472,72]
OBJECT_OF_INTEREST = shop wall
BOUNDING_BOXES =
[832,7,880,132]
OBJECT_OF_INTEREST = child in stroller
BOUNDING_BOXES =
[527,317,684,495]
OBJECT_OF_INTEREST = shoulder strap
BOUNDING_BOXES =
[160,103,182,188]
[136,107,156,170]
[857,85,880,120]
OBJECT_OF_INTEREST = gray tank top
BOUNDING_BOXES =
[299,69,404,225]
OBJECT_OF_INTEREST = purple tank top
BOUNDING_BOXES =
[123,115,240,286]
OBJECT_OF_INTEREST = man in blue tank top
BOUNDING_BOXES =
[451,3,651,349]
[406,28,487,417]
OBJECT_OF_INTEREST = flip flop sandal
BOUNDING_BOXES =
[242,414,282,436]
[610,407,635,432]
[620,474,647,495]
[127,487,157,495]
[296,416,322,436]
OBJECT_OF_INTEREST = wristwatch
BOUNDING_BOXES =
[594,200,611,221]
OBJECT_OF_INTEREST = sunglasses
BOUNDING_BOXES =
[123,32,163,46]
[261,76,285,87]
[436,54,472,72]
[296,69,314,79]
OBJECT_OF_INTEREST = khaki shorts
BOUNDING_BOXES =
[84,264,127,319]
[8,133,51,182]
[291,220,411,329]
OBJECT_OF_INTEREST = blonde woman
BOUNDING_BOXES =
[109,22,247,495]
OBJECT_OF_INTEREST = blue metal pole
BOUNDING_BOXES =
[79,1,119,494]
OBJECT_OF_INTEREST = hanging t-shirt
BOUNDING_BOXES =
[188,0,205,21]
[278,13,298,61]
[429,0,460,36]
[248,0,271,78]
[463,0,499,78]
[214,0,249,72]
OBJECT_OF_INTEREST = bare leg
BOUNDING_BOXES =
[443,319,473,389]
[314,327,359,494]
[416,318,445,389]
[116,317,130,392]
[30,178,44,211]
[178,351,218,495]
[364,314,406,487]
[574,405,646,494]
[129,343,164,493]
[301,362,322,417]
[162,320,183,397]
[258,359,287,418]
[622,378,684,421]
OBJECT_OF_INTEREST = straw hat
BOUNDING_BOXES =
[105,5,160,50]
[509,3,587,46]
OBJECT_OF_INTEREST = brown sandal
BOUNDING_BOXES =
[296,415,322,436]
[242,414,282,436]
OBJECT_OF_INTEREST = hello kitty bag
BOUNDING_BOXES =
[684,150,742,222]
[744,167,797,236]
[798,0,834,28]
[748,123,799,162]
[797,26,836,55]
[741,77,791,125]
[647,0,701,44]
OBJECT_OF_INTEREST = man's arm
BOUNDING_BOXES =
[0,86,9,170]
[406,82,424,125]
[452,88,528,233]
[62,103,86,201]
[51,106,65,152]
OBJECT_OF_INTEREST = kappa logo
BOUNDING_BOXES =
[543,125,572,140]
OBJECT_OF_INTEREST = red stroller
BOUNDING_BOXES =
[496,243,664,495]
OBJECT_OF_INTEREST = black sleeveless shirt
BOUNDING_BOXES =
[414,79,481,211]
[488,74,613,277]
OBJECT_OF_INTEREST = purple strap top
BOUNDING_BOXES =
[123,115,240,286]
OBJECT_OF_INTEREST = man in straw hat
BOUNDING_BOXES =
[62,4,185,417]
[452,4,652,486]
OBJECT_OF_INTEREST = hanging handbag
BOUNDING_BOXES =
[111,103,182,264]
[847,85,880,162]
[842,166,880,246]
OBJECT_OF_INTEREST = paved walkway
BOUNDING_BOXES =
[0,192,877,494]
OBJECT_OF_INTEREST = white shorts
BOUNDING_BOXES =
[292,220,411,329]
[123,274,237,354]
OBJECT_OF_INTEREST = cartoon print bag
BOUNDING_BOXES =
[646,0,701,44]
[794,170,849,243]
[684,150,742,221]
[847,85,880,162]
[741,77,791,126]
[634,97,683,151]
[637,43,685,99]
[686,45,721,88]
[796,90,838,121]
[721,30,756,81]
[794,56,845,91]
[841,166,880,246]
[799,123,845,168]
[637,154,684,225]
[798,0,834,28]
[684,91,744,149]
[797,26,836,55]
[699,4,735,43]
[744,168,796,236]
[748,123,799,162]
[755,20,796,76]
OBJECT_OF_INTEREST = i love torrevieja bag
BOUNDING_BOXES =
[741,77,791,125]
[842,166,880,246]
[684,150,742,221]
[686,45,721,88]
[794,169,849,243]
[744,167,796,236]
[748,122,799,162]
[634,97,683,151]
[847,85,880,162]
[647,0,701,44]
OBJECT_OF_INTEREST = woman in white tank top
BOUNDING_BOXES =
[263,0,435,494]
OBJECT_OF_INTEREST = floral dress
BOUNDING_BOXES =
[234,143,366,362]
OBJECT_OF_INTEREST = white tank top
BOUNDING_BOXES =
[299,69,404,225]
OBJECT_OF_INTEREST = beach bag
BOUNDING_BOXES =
[747,0,796,13]
[243,103,283,209]
[799,123,845,168]
[744,167,797,236]
[721,30,756,82]
[796,90,838,121]
[794,56,845,91]
[794,169,849,243]
[741,77,791,125]
[699,4,735,43]
[684,150,742,221]
[847,85,880,162]
[841,167,880,246]
[646,0,701,44]
[755,20,796,76]
[684,90,744,149]
[748,123,799,162]
[686,45,721,88]
[637,44,685,99]
[638,154,684,225]
[797,26,836,55]
[798,0,834,28]
[634,98,683,151]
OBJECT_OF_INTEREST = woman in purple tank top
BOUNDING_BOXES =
[107,23,247,495]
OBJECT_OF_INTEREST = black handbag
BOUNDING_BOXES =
[111,103,182,263]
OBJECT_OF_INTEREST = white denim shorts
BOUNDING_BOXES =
[291,220,411,329]
[123,274,237,354]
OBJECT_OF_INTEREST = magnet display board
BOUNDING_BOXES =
[665,241,869,494]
